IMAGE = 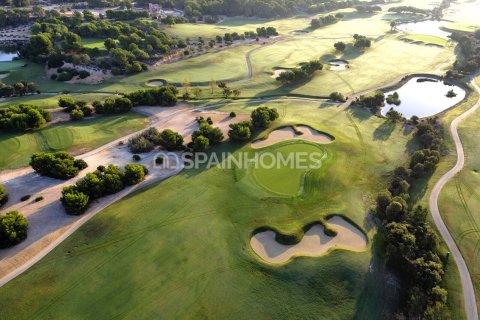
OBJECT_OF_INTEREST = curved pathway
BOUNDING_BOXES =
[429,77,480,320]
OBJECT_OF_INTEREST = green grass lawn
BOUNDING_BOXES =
[82,37,106,49]
[0,112,149,169]
[0,100,417,319]
[400,34,450,47]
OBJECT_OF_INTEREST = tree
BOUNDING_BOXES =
[70,109,84,121]
[158,129,184,151]
[385,197,408,222]
[390,20,397,31]
[26,33,54,60]
[192,123,224,145]
[386,108,403,122]
[58,97,77,111]
[61,186,89,215]
[192,135,210,152]
[0,211,28,248]
[376,191,392,218]
[0,184,8,207]
[228,121,253,142]
[251,106,279,128]
[123,164,148,185]
[354,35,371,49]
[334,41,346,52]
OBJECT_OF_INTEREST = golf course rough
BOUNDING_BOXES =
[250,215,367,264]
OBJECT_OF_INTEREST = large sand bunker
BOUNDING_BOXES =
[250,216,367,264]
[252,125,333,149]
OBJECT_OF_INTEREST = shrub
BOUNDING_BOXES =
[0,184,8,207]
[0,211,28,248]
[329,92,346,102]
[57,71,74,82]
[50,74,58,80]
[132,154,141,161]
[58,97,77,111]
[155,156,164,165]
[192,135,209,152]
[229,111,236,117]
[251,106,279,128]
[92,100,104,114]
[81,106,94,117]
[30,151,88,180]
[228,121,253,142]
[78,70,90,79]
[158,129,184,151]
[34,196,44,202]
[128,135,154,153]
[70,109,84,121]
[61,186,89,215]
[20,195,31,202]
[123,164,148,185]
[192,123,224,146]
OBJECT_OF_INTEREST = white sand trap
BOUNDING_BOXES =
[250,216,367,264]
[271,69,289,78]
[329,60,349,71]
[252,125,333,149]
[147,80,166,86]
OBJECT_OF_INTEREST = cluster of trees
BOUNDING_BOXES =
[276,60,323,85]
[251,106,280,128]
[355,93,385,113]
[329,92,346,102]
[0,184,8,208]
[216,82,241,99]
[21,11,179,75]
[51,67,90,82]
[355,5,382,13]
[124,86,178,106]
[128,127,184,153]
[410,120,443,177]
[0,211,28,249]
[190,121,224,152]
[228,121,253,142]
[310,14,339,29]
[375,120,447,318]
[386,92,401,106]
[30,151,88,180]
[0,104,50,132]
[353,34,371,49]
[59,97,93,119]
[0,8,30,27]
[447,32,480,76]
[105,9,149,20]
[0,81,38,98]
[388,6,430,15]
[61,163,148,215]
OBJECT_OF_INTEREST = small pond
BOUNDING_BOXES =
[0,50,18,62]
[146,79,166,86]
[271,69,290,78]
[381,76,466,118]
[396,20,451,38]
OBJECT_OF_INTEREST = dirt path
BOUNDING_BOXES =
[429,77,480,320]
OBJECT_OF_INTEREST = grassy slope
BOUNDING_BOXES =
[433,78,480,316]
[0,112,149,169]
[0,101,414,319]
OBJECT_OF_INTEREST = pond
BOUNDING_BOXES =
[0,50,18,62]
[381,77,466,118]
[396,20,451,38]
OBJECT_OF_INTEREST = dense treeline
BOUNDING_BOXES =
[61,163,148,215]
[20,11,179,75]
[0,8,30,28]
[105,9,149,20]
[375,118,447,318]
[0,81,38,98]
[310,14,339,29]
[388,6,430,15]
[447,32,480,76]
[0,104,50,132]
[354,93,385,113]
[276,60,323,84]
[124,85,178,106]
[30,151,88,180]
[0,211,28,249]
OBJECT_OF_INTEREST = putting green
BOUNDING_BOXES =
[250,142,328,196]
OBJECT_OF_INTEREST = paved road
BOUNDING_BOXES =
[429,77,480,320]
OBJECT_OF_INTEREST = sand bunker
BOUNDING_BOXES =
[271,69,289,78]
[329,60,349,71]
[250,216,367,264]
[147,80,166,86]
[252,125,333,149]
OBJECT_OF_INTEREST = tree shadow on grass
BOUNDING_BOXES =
[340,44,366,61]
[349,104,374,122]
[373,121,396,141]
[353,231,401,319]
